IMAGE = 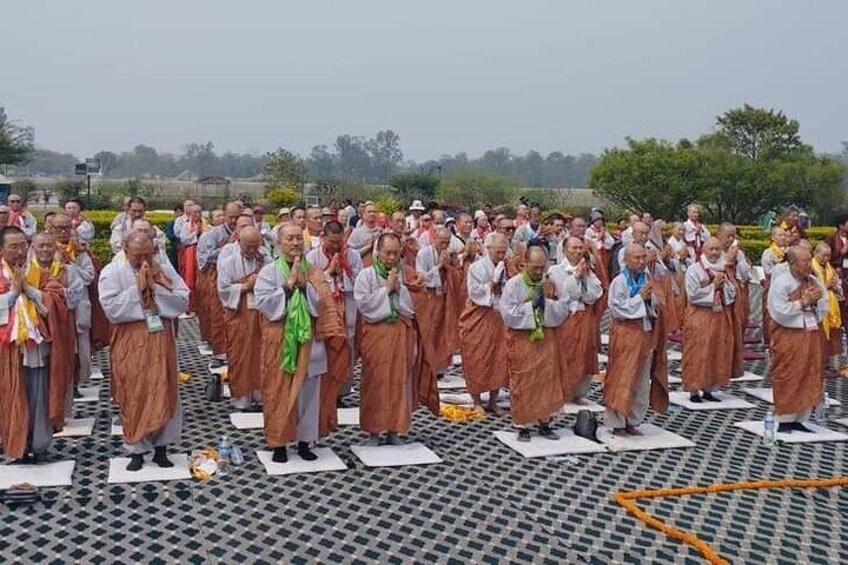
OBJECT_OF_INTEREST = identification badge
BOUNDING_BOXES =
[842,258,848,270]
[0,298,8,326]
[145,310,164,334]
[246,292,257,310]
[803,310,818,332]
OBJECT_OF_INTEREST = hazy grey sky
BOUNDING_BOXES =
[2,0,846,160]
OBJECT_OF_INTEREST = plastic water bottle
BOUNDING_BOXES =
[217,435,231,477]
[763,410,776,447]
[229,445,244,466]
[815,393,828,423]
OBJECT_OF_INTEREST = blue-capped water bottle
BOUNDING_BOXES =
[217,435,231,477]
[763,409,776,447]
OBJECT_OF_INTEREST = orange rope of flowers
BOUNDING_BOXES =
[613,476,848,565]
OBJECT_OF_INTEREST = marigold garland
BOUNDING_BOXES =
[612,476,848,565]
[439,404,485,422]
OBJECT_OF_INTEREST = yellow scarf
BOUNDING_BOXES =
[811,258,841,339]
[2,260,43,346]
[26,257,63,291]
[768,242,784,262]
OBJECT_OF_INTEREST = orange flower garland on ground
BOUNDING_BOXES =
[613,476,848,565]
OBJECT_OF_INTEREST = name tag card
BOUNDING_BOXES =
[842,258,848,270]
[246,292,257,310]
[0,297,8,326]
[145,310,164,334]
[803,310,818,332]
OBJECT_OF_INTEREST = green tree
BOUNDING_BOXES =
[710,104,804,160]
[0,107,34,170]
[437,169,517,210]
[264,148,307,193]
[589,138,703,219]
[389,171,440,202]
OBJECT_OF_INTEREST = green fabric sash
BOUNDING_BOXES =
[276,256,313,373]
[373,259,399,323]
[520,270,544,342]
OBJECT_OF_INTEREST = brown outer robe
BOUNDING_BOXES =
[110,319,179,444]
[38,266,77,430]
[224,290,263,399]
[555,308,599,402]
[681,302,734,392]
[86,252,111,352]
[458,298,508,396]
[259,266,348,447]
[506,327,566,426]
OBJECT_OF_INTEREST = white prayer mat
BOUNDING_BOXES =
[73,386,100,403]
[351,442,441,467]
[734,421,848,444]
[0,460,75,489]
[89,368,105,381]
[452,353,463,366]
[54,417,96,438]
[222,384,231,399]
[229,413,264,430]
[493,430,606,458]
[110,424,123,436]
[257,448,347,476]
[668,391,755,411]
[561,400,605,415]
[742,387,841,407]
[599,424,696,452]
[600,334,609,346]
[337,407,360,426]
[668,371,763,385]
[667,350,683,361]
[108,454,191,484]
[178,313,195,320]
[597,353,608,364]
[436,374,466,390]
[197,344,213,356]
[209,365,227,376]
[439,392,511,408]
[835,418,848,428]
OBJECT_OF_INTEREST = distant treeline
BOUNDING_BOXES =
[14,131,598,188]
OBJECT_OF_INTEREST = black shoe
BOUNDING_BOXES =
[538,423,559,440]
[792,422,815,433]
[152,446,174,468]
[242,404,263,413]
[297,442,318,461]
[209,358,227,369]
[8,454,35,465]
[272,446,287,463]
[126,454,144,471]
[702,392,720,402]
[689,393,702,403]
[517,429,531,442]
[777,423,792,433]
[625,426,644,437]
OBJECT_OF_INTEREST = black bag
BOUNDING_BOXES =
[205,374,222,402]
[572,409,602,443]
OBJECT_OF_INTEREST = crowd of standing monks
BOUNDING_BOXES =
[0,196,838,469]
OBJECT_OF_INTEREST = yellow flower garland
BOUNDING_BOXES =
[612,476,848,565]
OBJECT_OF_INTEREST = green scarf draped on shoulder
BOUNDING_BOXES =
[276,256,313,373]
[520,270,544,342]
[373,258,399,323]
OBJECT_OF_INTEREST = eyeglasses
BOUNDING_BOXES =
[8,199,21,203]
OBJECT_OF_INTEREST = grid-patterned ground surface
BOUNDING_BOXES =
[3,288,847,564]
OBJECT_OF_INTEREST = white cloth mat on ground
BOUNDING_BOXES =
[734,421,848,444]
[439,391,511,408]
[351,442,441,467]
[452,353,462,366]
[494,430,606,458]
[257,448,347,476]
[599,424,695,452]
[222,384,231,399]
[437,374,466,390]
[74,386,100,403]
[667,350,682,361]
[668,391,755,411]
[835,418,848,428]
[601,334,609,346]
[561,400,605,414]
[598,353,608,364]
[108,454,191,484]
[230,413,264,429]
[110,424,123,436]
[209,365,227,376]
[743,387,841,406]
[54,417,96,438]
[337,407,360,426]
[669,371,763,385]
[0,460,75,489]
[197,344,212,356]
[89,368,105,381]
